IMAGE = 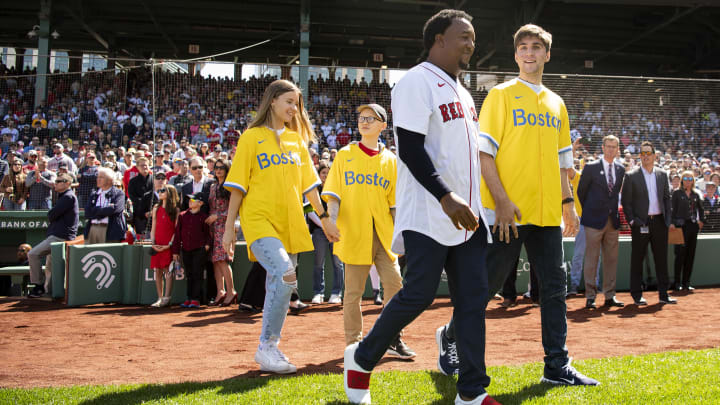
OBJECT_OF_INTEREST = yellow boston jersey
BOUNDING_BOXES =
[224,126,320,261]
[570,170,582,217]
[479,79,572,227]
[322,143,397,265]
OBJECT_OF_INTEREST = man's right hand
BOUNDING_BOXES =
[493,198,522,243]
[440,192,478,231]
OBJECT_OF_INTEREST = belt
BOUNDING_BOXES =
[91,223,108,227]
[648,214,663,219]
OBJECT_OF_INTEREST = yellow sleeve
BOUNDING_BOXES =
[321,155,343,203]
[224,129,254,194]
[300,143,320,194]
[387,156,396,208]
[558,101,572,152]
[478,88,506,150]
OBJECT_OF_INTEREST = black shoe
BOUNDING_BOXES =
[28,285,45,298]
[372,289,383,306]
[676,285,684,291]
[603,297,624,307]
[541,358,600,386]
[239,303,262,313]
[500,297,517,308]
[659,296,677,305]
[683,284,695,292]
[634,297,648,306]
[585,299,596,309]
[386,336,416,359]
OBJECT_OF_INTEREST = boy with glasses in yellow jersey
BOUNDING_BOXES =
[323,104,416,359]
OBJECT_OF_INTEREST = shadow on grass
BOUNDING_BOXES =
[77,374,277,405]
[427,371,554,405]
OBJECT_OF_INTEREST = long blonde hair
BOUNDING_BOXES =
[248,79,316,145]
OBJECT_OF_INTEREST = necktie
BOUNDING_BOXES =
[607,164,614,193]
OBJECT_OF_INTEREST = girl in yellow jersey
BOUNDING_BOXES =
[222,80,338,374]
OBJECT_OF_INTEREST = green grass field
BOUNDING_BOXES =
[2,348,718,404]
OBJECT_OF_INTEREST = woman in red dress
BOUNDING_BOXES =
[150,186,181,307]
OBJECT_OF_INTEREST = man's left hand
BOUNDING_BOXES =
[562,203,579,237]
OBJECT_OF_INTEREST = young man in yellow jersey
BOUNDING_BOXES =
[437,24,599,387]
[322,104,415,359]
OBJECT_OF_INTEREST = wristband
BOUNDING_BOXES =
[318,211,329,219]
[562,197,574,205]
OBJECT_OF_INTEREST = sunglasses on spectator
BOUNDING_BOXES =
[12,163,21,166]
[189,198,200,203]
[158,188,167,193]
[358,116,381,123]
[640,151,654,156]
[55,179,67,184]
[215,165,227,170]
[191,166,203,170]
[682,177,693,181]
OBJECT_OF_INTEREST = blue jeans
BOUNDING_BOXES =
[355,228,490,399]
[311,228,344,296]
[3,199,26,211]
[250,237,298,345]
[570,224,601,291]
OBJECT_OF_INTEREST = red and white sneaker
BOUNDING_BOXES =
[344,342,371,404]
[454,393,502,405]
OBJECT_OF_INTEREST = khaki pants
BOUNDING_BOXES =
[584,218,619,300]
[344,229,403,346]
[85,224,108,245]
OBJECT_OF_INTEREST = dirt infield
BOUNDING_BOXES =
[2,288,720,388]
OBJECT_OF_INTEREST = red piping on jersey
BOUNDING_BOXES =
[420,64,474,241]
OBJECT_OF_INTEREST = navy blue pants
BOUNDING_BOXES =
[447,225,570,372]
[354,228,490,398]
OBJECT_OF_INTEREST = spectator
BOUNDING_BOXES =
[84,167,127,244]
[702,181,720,232]
[671,170,705,291]
[180,156,213,212]
[127,157,153,237]
[149,185,180,308]
[621,141,676,305]
[25,156,55,209]
[76,152,99,208]
[0,155,8,179]
[172,192,211,309]
[206,158,236,306]
[309,161,344,305]
[17,243,31,265]
[1,157,28,210]
[27,173,79,298]
[46,143,76,173]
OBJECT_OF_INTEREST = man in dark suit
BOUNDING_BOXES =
[180,156,214,213]
[577,135,625,308]
[621,141,677,305]
[84,167,127,244]
[127,157,152,237]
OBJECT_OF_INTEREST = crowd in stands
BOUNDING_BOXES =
[0,61,718,307]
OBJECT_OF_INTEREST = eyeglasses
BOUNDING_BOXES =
[12,163,21,166]
[640,151,654,156]
[191,166,203,170]
[158,188,167,193]
[55,180,67,184]
[682,177,694,181]
[189,198,200,203]
[214,165,226,171]
[358,116,382,124]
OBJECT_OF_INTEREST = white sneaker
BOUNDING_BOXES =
[328,294,342,304]
[311,294,323,304]
[455,393,494,405]
[150,298,163,308]
[255,342,297,374]
[344,342,372,404]
[159,297,171,307]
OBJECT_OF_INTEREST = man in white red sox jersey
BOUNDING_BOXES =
[343,9,498,405]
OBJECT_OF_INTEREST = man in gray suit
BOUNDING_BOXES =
[621,141,677,306]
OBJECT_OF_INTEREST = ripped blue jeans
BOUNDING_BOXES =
[250,237,298,345]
